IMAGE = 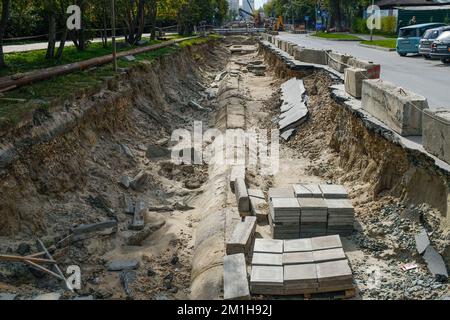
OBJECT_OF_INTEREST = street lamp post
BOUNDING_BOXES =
[111,0,117,72]
[370,0,374,42]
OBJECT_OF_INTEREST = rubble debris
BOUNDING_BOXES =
[226,216,257,260]
[400,263,418,271]
[33,292,62,300]
[120,144,135,159]
[107,259,140,271]
[280,129,296,141]
[16,243,31,256]
[0,293,17,300]
[125,221,166,246]
[235,178,250,213]
[87,195,115,217]
[415,230,431,255]
[122,195,135,215]
[129,200,146,231]
[423,246,448,282]
[146,145,171,161]
[223,253,250,300]
[188,100,207,111]
[130,171,150,192]
[72,220,118,242]
[119,176,131,189]
[120,270,137,299]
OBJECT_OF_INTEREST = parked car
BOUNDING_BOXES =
[419,26,450,58]
[430,31,450,63]
[396,23,447,56]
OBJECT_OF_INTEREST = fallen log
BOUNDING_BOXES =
[0,36,199,93]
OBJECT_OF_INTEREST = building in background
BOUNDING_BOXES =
[242,0,255,13]
[228,0,240,13]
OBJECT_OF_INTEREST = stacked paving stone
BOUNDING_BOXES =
[250,236,354,295]
[299,198,328,238]
[268,184,354,239]
[326,199,355,236]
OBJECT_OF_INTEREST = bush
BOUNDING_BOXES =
[381,16,397,34]
[351,17,369,34]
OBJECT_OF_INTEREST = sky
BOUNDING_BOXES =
[241,0,268,10]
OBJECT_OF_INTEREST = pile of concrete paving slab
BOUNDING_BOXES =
[250,236,354,296]
[268,184,354,239]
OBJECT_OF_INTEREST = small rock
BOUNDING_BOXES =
[107,259,140,271]
[33,292,61,300]
[121,55,136,62]
[130,171,150,192]
[147,268,156,277]
[146,145,170,160]
[170,255,179,265]
[119,176,131,189]
[0,293,17,300]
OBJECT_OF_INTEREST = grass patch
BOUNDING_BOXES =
[0,39,162,77]
[361,39,397,49]
[0,35,216,128]
[312,32,362,40]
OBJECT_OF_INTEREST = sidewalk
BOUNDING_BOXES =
[349,33,391,41]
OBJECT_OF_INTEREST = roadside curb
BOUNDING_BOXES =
[359,43,396,52]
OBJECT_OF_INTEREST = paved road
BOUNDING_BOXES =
[278,32,450,110]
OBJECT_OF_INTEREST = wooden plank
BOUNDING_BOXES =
[223,254,250,300]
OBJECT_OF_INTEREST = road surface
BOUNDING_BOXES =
[278,32,450,110]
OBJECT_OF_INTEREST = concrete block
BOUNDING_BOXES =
[284,238,312,252]
[223,253,250,300]
[316,260,352,283]
[254,238,283,253]
[230,165,246,191]
[72,220,118,241]
[294,48,328,65]
[107,259,140,271]
[344,68,367,99]
[311,235,342,251]
[328,52,351,73]
[362,79,429,136]
[347,58,380,79]
[235,178,250,213]
[252,253,283,266]
[226,216,257,259]
[423,108,450,165]
[129,200,145,231]
[283,251,314,265]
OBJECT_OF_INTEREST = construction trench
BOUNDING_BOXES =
[0,35,449,300]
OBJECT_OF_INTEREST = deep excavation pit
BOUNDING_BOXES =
[0,36,448,300]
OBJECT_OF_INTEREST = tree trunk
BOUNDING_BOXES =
[102,0,108,48]
[46,10,57,60]
[135,0,146,42]
[150,0,157,40]
[330,0,342,32]
[56,27,68,63]
[0,0,10,68]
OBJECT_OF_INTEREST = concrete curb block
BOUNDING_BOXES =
[359,43,396,52]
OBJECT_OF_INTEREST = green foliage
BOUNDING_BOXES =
[381,16,397,35]
[313,32,362,40]
[361,39,396,48]
[351,17,369,34]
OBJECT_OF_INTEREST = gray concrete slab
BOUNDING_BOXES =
[223,253,250,300]
[423,245,449,281]
[311,235,343,251]
[284,238,313,252]
[252,253,283,266]
[319,184,349,199]
[293,184,322,198]
[250,265,284,286]
[283,251,314,265]
[312,248,347,263]
[415,230,431,255]
[316,260,352,283]
[268,187,295,199]
[284,263,318,283]
[253,238,284,253]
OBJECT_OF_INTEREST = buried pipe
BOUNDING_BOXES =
[0,37,199,93]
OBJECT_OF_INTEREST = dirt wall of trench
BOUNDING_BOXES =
[0,41,221,237]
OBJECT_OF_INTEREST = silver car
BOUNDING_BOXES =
[419,26,450,58]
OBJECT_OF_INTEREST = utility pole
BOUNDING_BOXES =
[111,0,117,72]
[370,0,374,42]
